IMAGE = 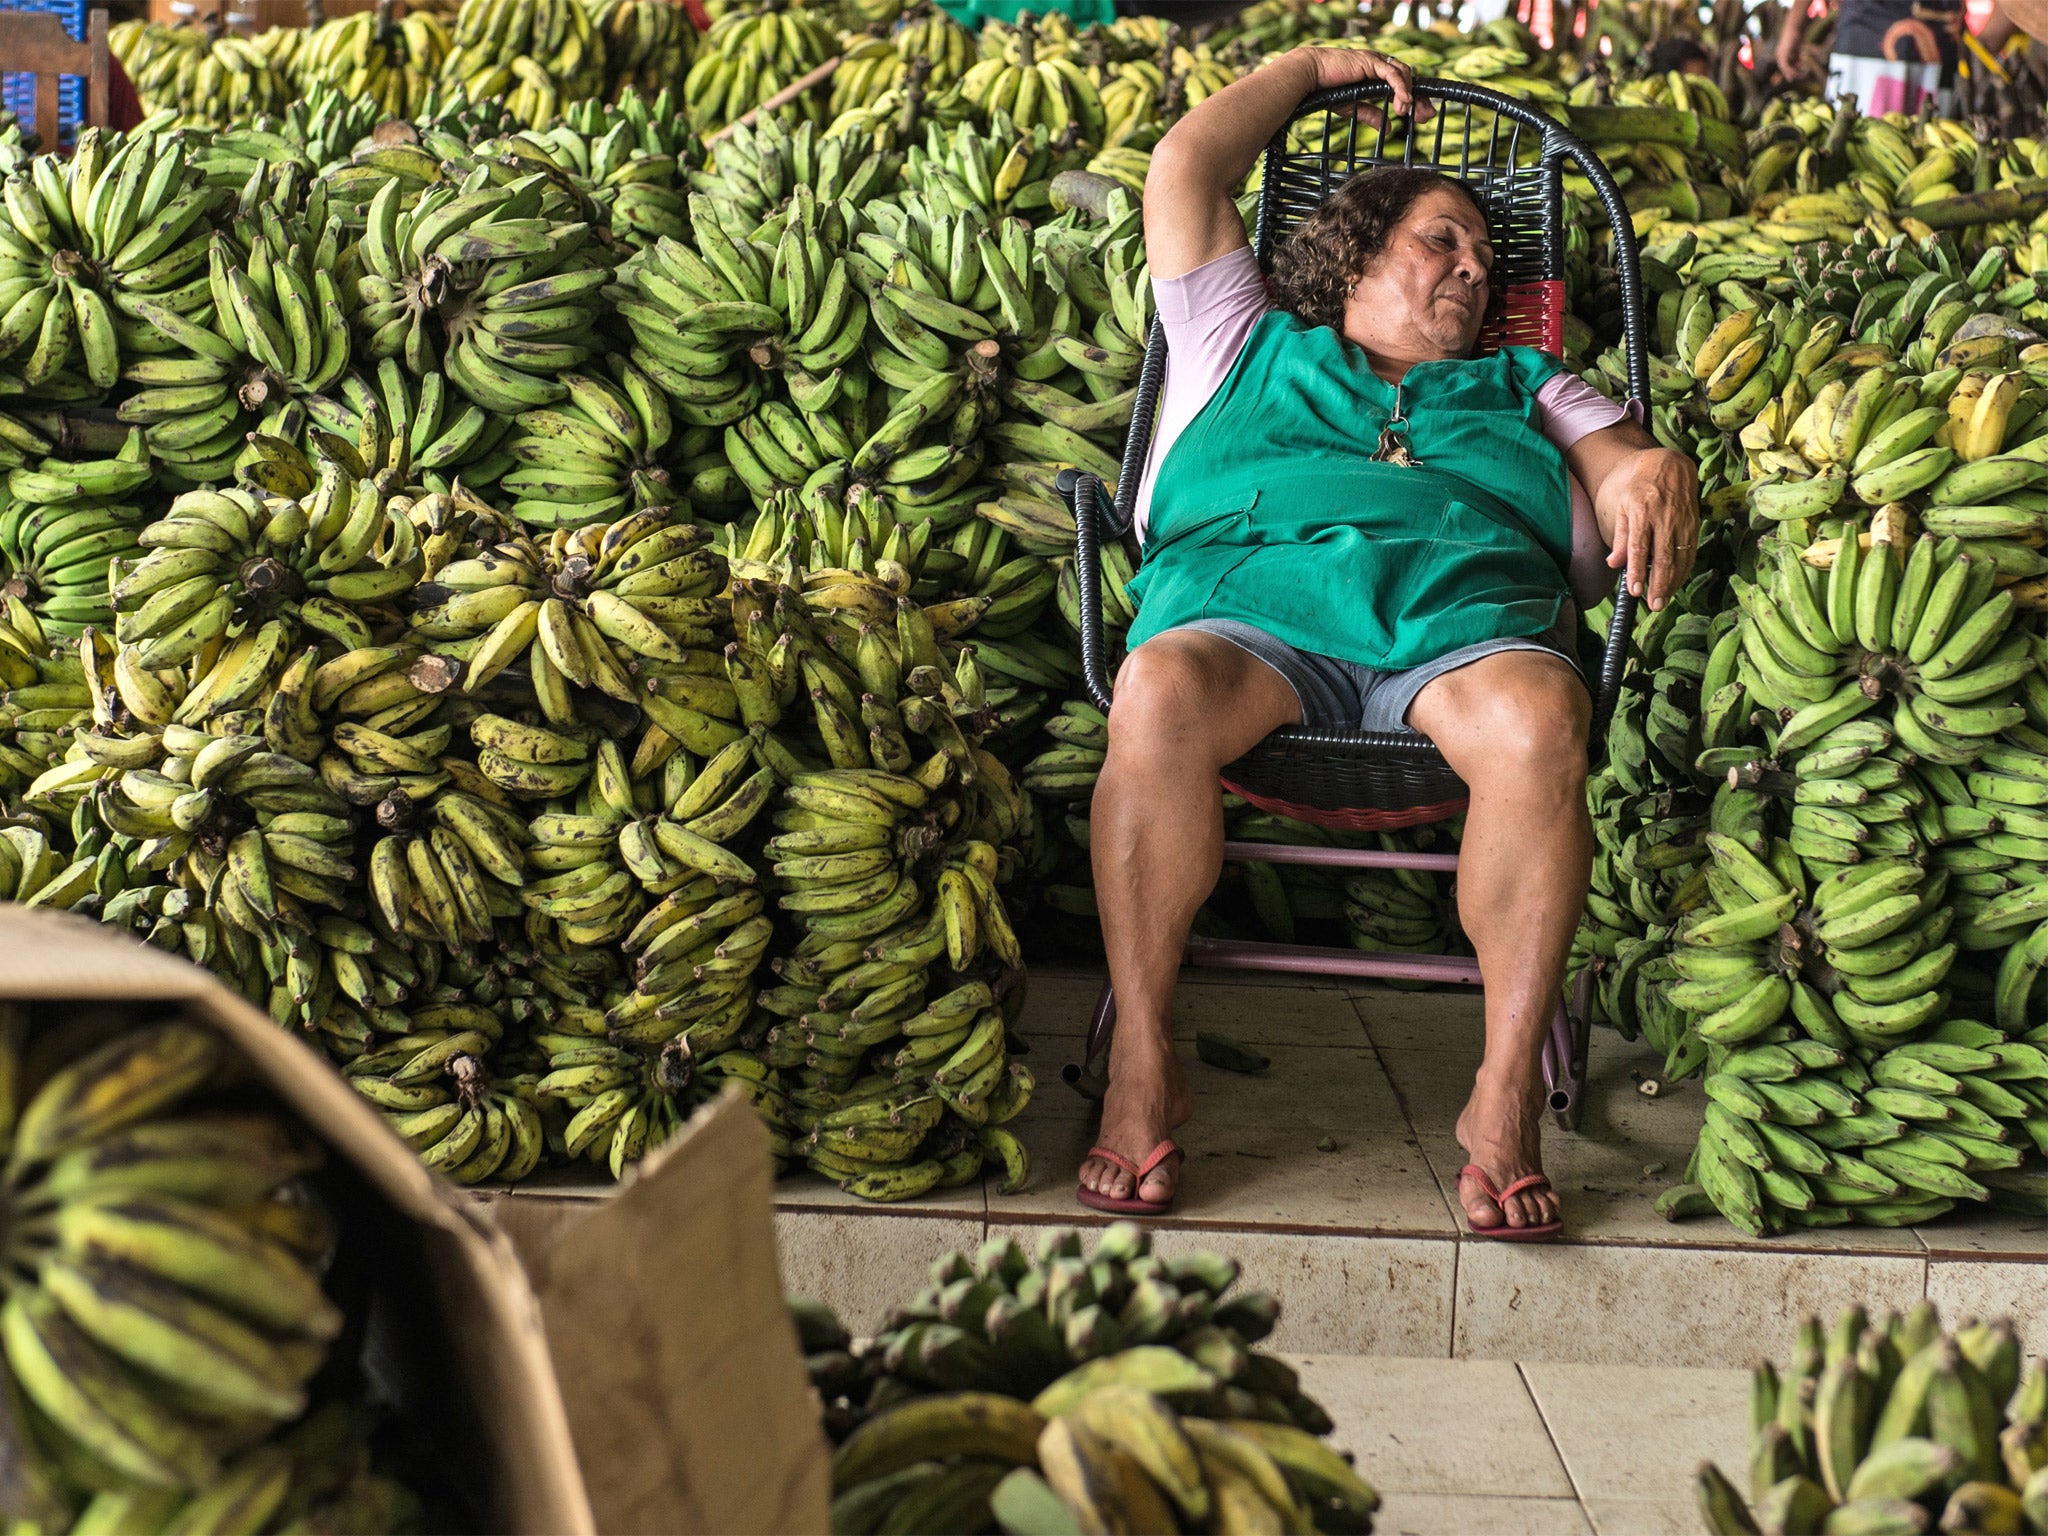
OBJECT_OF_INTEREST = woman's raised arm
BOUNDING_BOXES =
[1142,45,1426,282]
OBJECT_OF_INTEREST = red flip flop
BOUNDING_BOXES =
[1077,1140,1183,1216]
[1459,1164,1563,1242]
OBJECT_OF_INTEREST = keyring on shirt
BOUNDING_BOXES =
[1371,382,1424,468]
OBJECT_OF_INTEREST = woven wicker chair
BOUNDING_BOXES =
[1058,77,1648,1131]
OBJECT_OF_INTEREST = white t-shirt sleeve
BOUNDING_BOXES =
[1130,246,1273,542]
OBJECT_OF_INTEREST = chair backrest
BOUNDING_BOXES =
[1,9,112,152]
[1253,80,1638,362]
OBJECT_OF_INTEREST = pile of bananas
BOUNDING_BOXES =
[286,10,454,123]
[1561,201,2048,1242]
[682,0,841,134]
[33,0,2048,1228]
[0,1013,419,1533]
[437,0,605,129]
[1696,1301,2048,1535]
[802,1221,1380,1535]
[109,24,296,128]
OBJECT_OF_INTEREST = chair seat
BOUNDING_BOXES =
[1220,724,1470,831]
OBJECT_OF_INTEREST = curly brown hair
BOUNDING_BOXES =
[1267,166,1500,340]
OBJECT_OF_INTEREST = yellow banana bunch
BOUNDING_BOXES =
[288,11,450,122]
[958,27,1105,144]
[109,22,295,127]
[589,0,697,101]
[681,0,839,133]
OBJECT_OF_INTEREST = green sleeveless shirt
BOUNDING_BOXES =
[1125,312,1573,673]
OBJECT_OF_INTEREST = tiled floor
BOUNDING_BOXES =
[1284,1353,1748,1534]
[476,965,2048,1534]
[762,965,2048,1362]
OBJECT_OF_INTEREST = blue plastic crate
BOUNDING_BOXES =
[1,0,90,149]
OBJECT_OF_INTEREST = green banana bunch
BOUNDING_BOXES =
[109,444,423,667]
[902,112,1090,221]
[345,156,605,415]
[0,1018,348,1509]
[589,0,697,104]
[699,111,902,232]
[409,502,727,724]
[0,430,155,637]
[0,124,230,399]
[353,1034,548,1185]
[1342,834,1462,966]
[499,359,699,526]
[299,356,517,497]
[438,0,606,121]
[108,23,295,128]
[954,21,1107,148]
[63,1400,425,1534]
[1696,1301,2048,1536]
[286,11,452,124]
[520,89,697,251]
[830,4,975,118]
[808,1221,1377,1535]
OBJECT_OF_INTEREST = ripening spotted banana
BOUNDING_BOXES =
[346,163,606,414]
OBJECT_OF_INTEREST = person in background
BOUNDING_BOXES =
[1777,0,1961,115]
[1975,0,2048,58]
[1643,34,1714,75]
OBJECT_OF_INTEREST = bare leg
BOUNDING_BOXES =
[1405,651,1592,1232]
[1082,632,1303,1204]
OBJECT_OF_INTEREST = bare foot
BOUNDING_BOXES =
[1078,1023,1192,1207]
[1454,1066,1558,1232]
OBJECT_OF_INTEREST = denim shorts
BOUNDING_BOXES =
[1160,613,1586,736]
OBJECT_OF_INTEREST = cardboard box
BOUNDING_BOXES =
[0,906,594,1535]
[484,1093,833,1535]
[0,907,832,1534]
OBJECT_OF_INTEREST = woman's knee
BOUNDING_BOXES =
[1108,640,1231,747]
[1461,667,1592,786]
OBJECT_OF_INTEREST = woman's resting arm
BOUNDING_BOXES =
[1534,373,1630,610]
[1565,413,1702,613]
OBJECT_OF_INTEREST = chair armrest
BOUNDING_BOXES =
[1058,467,1118,716]
[1589,583,1636,750]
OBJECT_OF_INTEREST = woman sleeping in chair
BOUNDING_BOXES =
[1079,44,1702,1236]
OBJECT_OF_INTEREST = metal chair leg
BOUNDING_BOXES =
[1545,969,1592,1132]
[1062,982,1116,1102]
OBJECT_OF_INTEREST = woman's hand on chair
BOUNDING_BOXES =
[1602,446,1700,613]
[1290,44,1433,125]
